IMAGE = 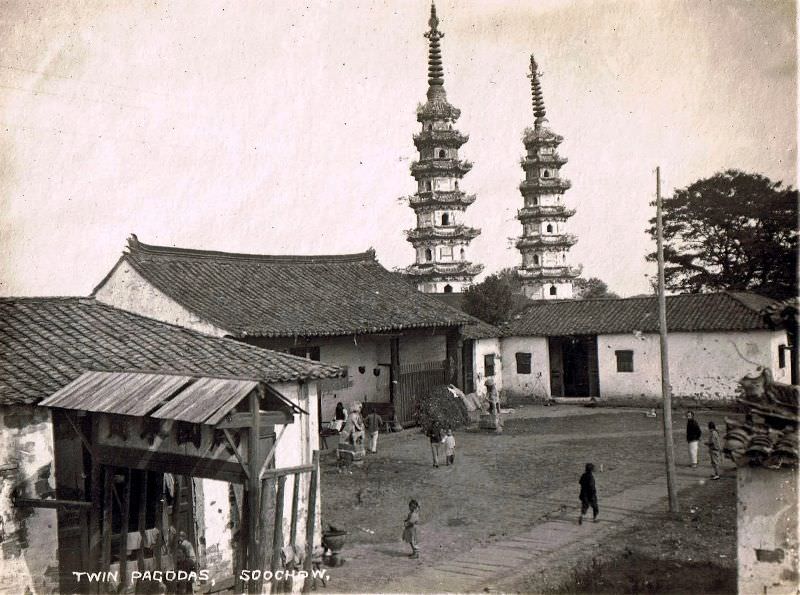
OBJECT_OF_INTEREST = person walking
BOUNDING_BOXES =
[686,411,702,468]
[365,409,383,453]
[443,429,456,465]
[428,423,443,468]
[707,421,722,480]
[402,499,420,559]
[578,463,599,524]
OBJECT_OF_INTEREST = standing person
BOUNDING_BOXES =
[402,499,420,559]
[333,401,347,430]
[707,421,722,480]
[443,429,456,465]
[365,408,383,453]
[428,423,443,468]
[174,530,197,594]
[578,463,599,524]
[686,411,702,467]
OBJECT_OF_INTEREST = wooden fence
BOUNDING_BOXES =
[395,360,448,425]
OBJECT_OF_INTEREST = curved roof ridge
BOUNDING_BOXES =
[127,235,377,264]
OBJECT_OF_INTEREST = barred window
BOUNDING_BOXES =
[615,350,634,373]
[515,352,532,375]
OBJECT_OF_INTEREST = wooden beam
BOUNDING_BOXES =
[258,425,288,479]
[64,411,96,460]
[118,469,132,590]
[216,410,294,429]
[260,463,314,479]
[271,474,287,576]
[223,429,250,479]
[12,497,92,509]
[96,445,247,484]
[289,472,301,549]
[301,451,320,593]
[136,471,148,579]
[101,467,113,572]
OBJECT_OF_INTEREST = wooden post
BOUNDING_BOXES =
[118,468,132,590]
[136,471,148,581]
[289,472,301,549]
[301,451,319,593]
[390,337,400,406]
[236,487,249,593]
[154,476,163,571]
[271,475,287,575]
[256,477,275,592]
[101,467,113,572]
[89,416,102,585]
[656,166,679,513]
[246,388,263,593]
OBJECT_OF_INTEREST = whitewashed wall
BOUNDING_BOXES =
[319,337,384,420]
[399,334,447,365]
[500,336,550,399]
[737,466,798,594]
[472,338,503,398]
[0,406,59,594]
[94,260,227,337]
[598,330,786,399]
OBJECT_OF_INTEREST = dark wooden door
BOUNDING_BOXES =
[548,338,564,397]
[462,340,475,394]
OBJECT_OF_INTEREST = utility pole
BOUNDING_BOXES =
[656,166,679,513]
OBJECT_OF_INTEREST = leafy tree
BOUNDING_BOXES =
[573,277,619,299]
[647,170,798,299]
[462,268,528,325]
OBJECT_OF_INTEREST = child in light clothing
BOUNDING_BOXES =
[444,429,456,465]
[402,499,420,559]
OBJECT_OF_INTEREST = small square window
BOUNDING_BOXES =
[515,352,532,375]
[484,354,495,377]
[439,246,453,260]
[615,350,634,373]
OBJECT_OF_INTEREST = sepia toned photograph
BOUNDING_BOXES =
[0,1,797,593]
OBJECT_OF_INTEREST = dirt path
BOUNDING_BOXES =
[319,406,732,593]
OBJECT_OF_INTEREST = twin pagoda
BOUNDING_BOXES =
[403,3,580,299]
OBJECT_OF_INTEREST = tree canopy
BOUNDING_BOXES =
[647,170,798,299]
[462,268,529,326]
[573,277,619,299]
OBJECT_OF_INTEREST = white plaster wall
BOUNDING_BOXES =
[93,260,227,337]
[500,336,550,398]
[0,406,59,594]
[472,338,503,398]
[201,479,234,581]
[598,330,786,399]
[737,466,798,594]
[318,337,387,420]
[399,334,447,365]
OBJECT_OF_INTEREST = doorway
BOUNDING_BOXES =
[547,336,599,397]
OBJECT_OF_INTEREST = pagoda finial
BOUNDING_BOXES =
[528,54,547,128]
[424,2,445,92]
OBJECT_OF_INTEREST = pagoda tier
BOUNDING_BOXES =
[514,54,580,301]
[406,190,476,209]
[517,205,576,220]
[515,234,578,250]
[406,225,481,243]
[403,3,482,294]
[406,261,483,279]
[410,159,473,179]
[413,129,469,149]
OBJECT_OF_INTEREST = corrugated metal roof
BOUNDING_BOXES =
[152,376,259,424]
[40,370,259,424]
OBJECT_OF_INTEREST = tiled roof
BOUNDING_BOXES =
[0,298,343,406]
[427,294,502,339]
[505,292,778,337]
[96,237,473,338]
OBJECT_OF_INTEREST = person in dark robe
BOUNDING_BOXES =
[578,463,599,524]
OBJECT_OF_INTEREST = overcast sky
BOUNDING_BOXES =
[1,0,796,297]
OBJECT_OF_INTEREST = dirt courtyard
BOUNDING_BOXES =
[319,405,735,593]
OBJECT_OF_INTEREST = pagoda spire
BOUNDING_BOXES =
[528,54,547,129]
[424,2,445,98]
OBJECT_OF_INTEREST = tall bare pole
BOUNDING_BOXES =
[656,166,679,513]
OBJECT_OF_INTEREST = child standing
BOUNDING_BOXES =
[578,463,599,525]
[444,429,456,465]
[402,499,420,559]
[707,421,722,480]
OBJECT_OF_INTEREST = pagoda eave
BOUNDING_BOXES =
[406,262,484,278]
[413,131,469,148]
[521,155,568,167]
[515,234,578,249]
[519,179,572,193]
[406,227,481,243]
[411,161,473,178]
[517,207,576,220]
[407,191,476,209]
[517,265,582,280]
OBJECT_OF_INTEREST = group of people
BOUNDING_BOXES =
[427,423,457,467]
[686,411,723,480]
[333,401,385,473]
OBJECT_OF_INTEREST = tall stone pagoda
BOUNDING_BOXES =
[515,54,580,299]
[404,2,482,294]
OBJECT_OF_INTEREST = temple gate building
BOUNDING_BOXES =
[515,55,581,299]
[404,3,482,294]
